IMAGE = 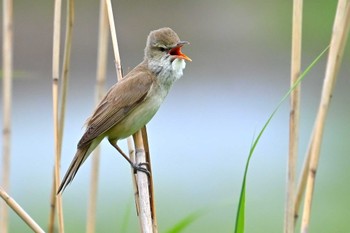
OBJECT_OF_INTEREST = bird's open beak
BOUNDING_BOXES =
[169,41,192,62]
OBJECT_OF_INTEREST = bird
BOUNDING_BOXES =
[57,27,191,193]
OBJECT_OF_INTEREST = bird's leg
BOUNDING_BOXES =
[108,139,150,176]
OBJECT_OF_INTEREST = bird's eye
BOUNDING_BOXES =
[159,47,166,52]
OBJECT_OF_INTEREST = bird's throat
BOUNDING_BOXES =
[148,57,187,86]
[171,58,186,76]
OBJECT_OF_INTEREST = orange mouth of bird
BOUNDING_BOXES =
[169,46,192,62]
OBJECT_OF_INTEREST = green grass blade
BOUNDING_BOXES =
[166,210,203,233]
[233,45,329,233]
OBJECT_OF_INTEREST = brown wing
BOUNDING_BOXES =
[78,67,154,148]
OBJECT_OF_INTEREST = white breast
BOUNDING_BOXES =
[149,57,187,85]
[171,58,186,78]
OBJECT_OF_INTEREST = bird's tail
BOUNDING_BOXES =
[57,144,91,194]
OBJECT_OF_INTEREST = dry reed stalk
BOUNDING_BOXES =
[52,0,65,232]
[285,0,303,232]
[300,1,350,232]
[104,0,155,232]
[48,173,56,233]
[133,131,153,233]
[294,129,314,224]
[141,126,158,232]
[86,1,109,232]
[48,1,74,232]
[86,148,101,233]
[58,0,75,158]
[0,187,45,233]
[105,0,122,78]
[1,0,13,232]
[128,137,140,215]
[294,45,329,224]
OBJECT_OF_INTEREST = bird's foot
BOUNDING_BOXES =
[132,162,151,176]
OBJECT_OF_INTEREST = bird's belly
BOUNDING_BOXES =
[106,94,163,140]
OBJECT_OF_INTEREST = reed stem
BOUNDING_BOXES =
[285,0,303,232]
[133,131,153,233]
[1,0,13,232]
[49,1,74,232]
[300,1,350,232]
[0,187,45,233]
[52,0,65,232]
[86,1,109,232]
[104,1,156,232]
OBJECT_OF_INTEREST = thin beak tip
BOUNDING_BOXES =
[178,41,190,46]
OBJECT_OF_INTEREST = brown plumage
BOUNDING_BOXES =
[58,27,191,194]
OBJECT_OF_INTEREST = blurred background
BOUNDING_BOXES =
[1,0,350,232]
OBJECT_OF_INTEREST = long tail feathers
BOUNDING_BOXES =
[57,145,90,194]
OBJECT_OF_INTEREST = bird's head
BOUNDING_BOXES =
[144,27,191,63]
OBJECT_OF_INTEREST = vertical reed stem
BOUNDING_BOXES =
[285,0,303,232]
[58,0,75,157]
[294,129,314,224]
[104,1,155,232]
[52,0,65,232]
[133,131,153,233]
[86,1,109,232]
[48,0,74,233]
[1,0,13,232]
[105,0,122,80]
[49,1,74,232]
[141,127,158,233]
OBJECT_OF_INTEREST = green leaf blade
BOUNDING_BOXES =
[233,45,329,233]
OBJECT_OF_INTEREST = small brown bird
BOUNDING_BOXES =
[58,27,191,193]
